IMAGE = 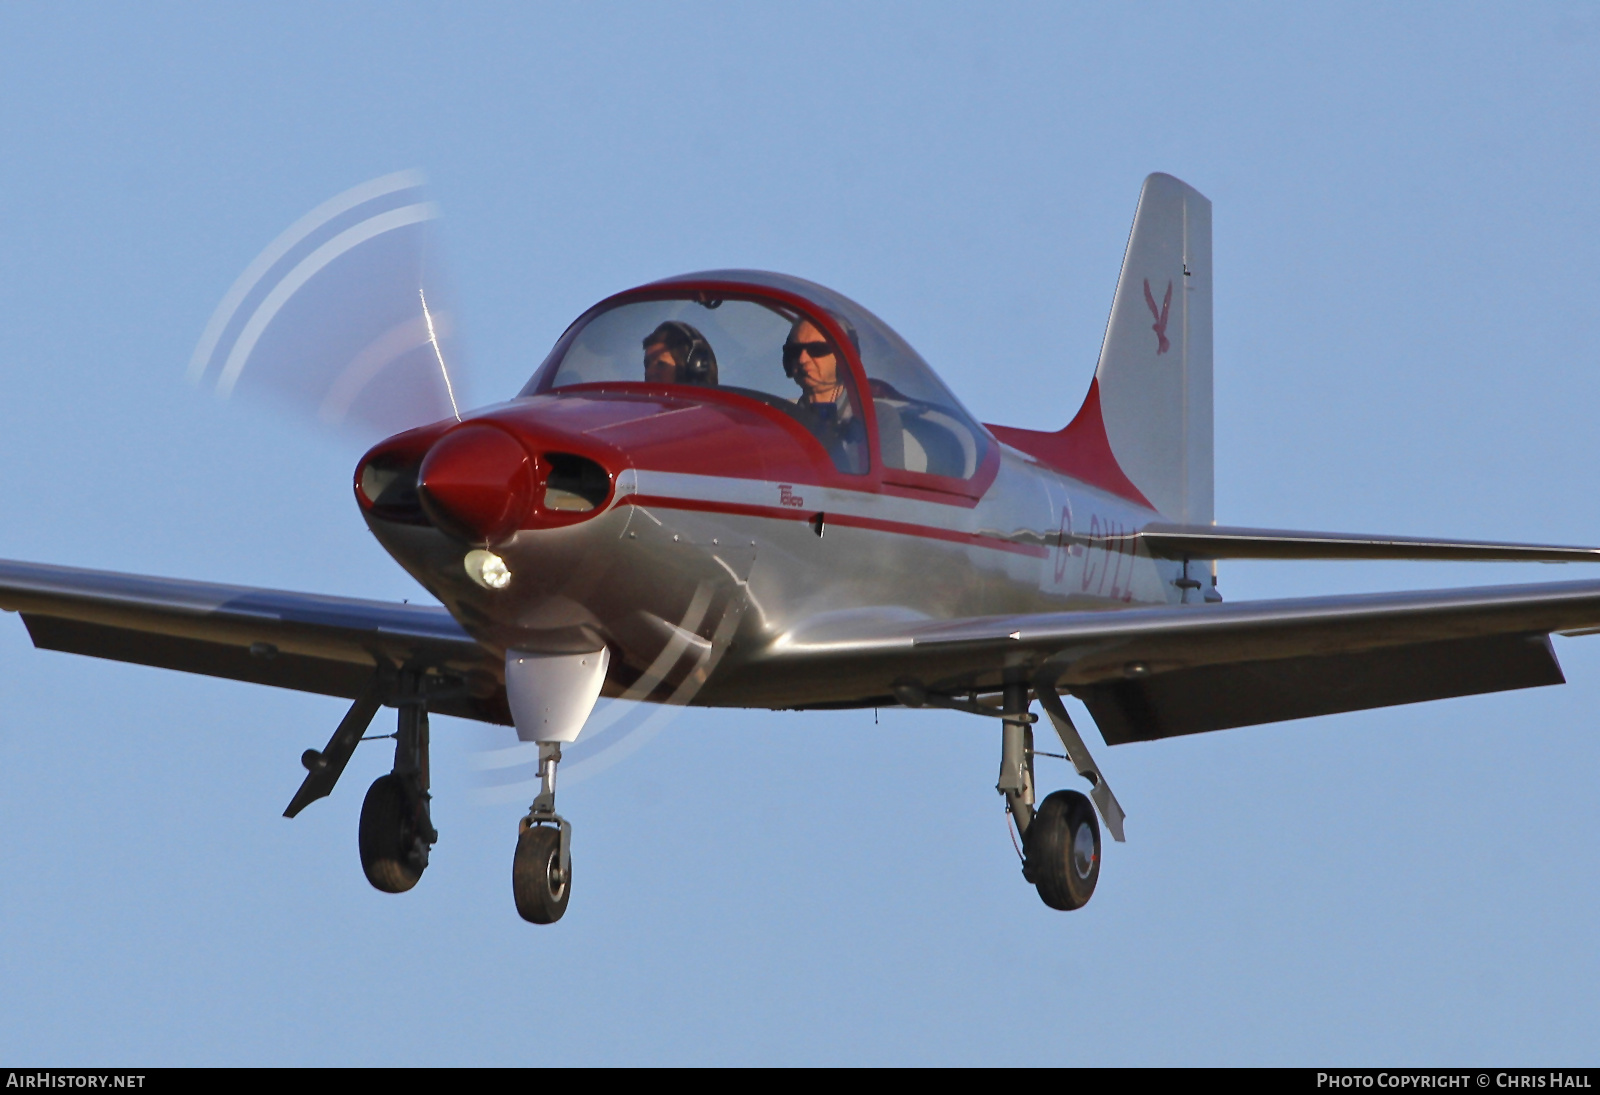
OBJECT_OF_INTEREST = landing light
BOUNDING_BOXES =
[465,549,512,590]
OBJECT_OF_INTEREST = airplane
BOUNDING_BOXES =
[6,170,1600,924]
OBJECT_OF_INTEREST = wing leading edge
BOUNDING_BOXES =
[0,559,508,723]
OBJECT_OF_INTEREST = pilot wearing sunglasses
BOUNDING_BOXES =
[783,318,866,473]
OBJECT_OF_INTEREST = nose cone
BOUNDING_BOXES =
[417,424,535,544]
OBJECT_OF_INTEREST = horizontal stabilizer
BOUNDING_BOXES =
[1131,523,1600,563]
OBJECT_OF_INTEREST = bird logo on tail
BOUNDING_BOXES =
[1143,278,1172,355]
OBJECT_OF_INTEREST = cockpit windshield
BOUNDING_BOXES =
[526,272,991,482]
[536,294,868,474]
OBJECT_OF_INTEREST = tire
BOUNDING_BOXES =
[1024,789,1100,911]
[359,774,425,894]
[513,822,570,924]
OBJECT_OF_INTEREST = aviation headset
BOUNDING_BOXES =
[643,321,717,385]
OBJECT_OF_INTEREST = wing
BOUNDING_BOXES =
[0,559,508,723]
[759,578,1600,742]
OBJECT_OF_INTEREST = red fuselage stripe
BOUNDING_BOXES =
[623,494,1049,558]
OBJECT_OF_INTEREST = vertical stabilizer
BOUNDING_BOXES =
[1088,174,1212,523]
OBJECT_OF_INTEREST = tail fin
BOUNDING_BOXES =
[986,174,1212,521]
[1089,173,1213,523]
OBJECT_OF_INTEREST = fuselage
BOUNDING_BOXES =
[356,272,1188,710]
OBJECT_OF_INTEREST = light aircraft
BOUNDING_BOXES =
[6,172,1600,924]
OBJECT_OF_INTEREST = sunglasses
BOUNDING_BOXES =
[783,340,836,365]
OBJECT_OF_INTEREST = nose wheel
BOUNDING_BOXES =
[513,818,571,923]
[513,741,572,923]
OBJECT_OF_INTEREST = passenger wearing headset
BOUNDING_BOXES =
[642,321,718,386]
[783,317,867,473]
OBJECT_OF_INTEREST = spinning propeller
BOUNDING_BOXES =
[188,170,465,441]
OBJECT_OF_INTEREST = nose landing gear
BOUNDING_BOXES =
[512,742,572,924]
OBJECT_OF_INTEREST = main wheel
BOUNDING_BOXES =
[512,821,570,924]
[1024,789,1101,911]
[359,773,426,894]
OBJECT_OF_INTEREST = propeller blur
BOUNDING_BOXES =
[188,170,465,440]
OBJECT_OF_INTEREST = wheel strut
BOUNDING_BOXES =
[284,675,384,818]
[527,742,572,876]
[996,680,1036,837]
[391,670,438,858]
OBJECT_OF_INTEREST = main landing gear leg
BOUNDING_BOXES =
[1022,681,1127,912]
[358,670,437,894]
[998,681,1097,910]
[996,680,1036,839]
[512,742,572,924]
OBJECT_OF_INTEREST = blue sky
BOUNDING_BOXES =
[1,2,1597,1065]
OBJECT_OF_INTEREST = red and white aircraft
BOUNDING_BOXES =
[6,172,1600,923]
